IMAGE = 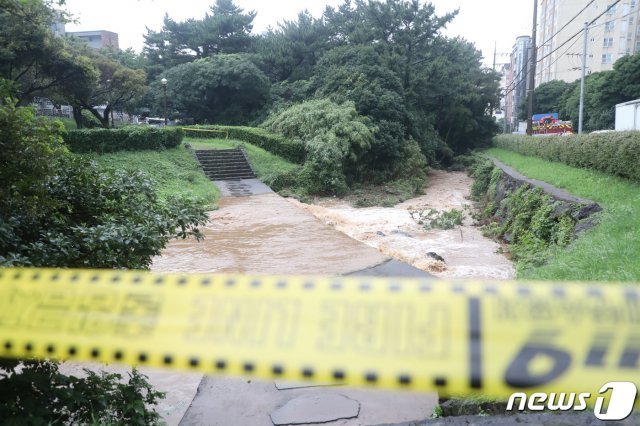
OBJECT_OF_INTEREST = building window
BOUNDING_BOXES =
[602,53,613,64]
[621,21,628,33]
[620,38,627,50]
[605,21,615,32]
[603,37,614,47]
[606,4,617,14]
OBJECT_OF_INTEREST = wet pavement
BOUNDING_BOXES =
[148,179,437,425]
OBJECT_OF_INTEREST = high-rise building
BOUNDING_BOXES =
[537,0,639,86]
[505,36,532,132]
[67,30,119,49]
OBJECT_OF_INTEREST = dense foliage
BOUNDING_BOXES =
[138,0,500,175]
[64,126,183,153]
[493,133,640,182]
[0,99,208,421]
[471,160,576,273]
[0,359,165,425]
[0,103,206,268]
[520,53,640,130]
[151,54,270,124]
[263,99,375,194]
[4,0,501,191]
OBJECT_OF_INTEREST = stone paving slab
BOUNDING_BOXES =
[270,394,360,425]
[179,376,438,426]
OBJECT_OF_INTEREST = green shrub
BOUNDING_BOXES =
[493,132,640,181]
[262,99,375,195]
[470,158,497,199]
[0,359,165,425]
[411,208,464,230]
[183,125,306,164]
[64,126,184,153]
[473,168,579,273]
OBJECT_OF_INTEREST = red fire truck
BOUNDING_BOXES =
[531,113,573,135]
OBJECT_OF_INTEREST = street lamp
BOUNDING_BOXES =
[161,78,168,126]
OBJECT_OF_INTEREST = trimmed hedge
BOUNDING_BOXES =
[64,127,184,153]
[493,132,640,181]
[183,125,306,164]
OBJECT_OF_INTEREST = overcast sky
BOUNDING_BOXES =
[63,0,533,68]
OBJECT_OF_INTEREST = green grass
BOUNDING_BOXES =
[40,115,77,130]
[487,148,640,282]
[84,146,219,207]
[186,137,301,181]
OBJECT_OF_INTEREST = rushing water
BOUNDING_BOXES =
[151,192,387,275]
[290,170,515,280]
[152,171,514,280]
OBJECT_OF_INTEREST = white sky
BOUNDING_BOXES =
[63,0,533,68]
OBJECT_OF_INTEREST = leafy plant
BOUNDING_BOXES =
[0,359,165,425]
[494,131,640,182]
[263,99,375,195]
[411,208,464,230]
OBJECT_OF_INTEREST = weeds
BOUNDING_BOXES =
[411,208,464,230]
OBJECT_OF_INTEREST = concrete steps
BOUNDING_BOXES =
[195,148,255,181]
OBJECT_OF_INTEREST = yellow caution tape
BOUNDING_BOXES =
[0,268,638,398]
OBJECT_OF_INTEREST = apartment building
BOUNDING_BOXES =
[67,30,119,49]
[537,0,639,86]
[505,36,532,132]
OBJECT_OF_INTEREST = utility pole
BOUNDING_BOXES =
[578,22,589,134]
[526,0,538,136]
[493,42,497,70]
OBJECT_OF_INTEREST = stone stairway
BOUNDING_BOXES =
[195,148,255,181]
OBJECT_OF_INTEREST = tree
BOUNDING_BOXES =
[143,0,255,78]
[263,99,374,194]
[0,100,207,268]
[54,46,147,128]
[517,80,573,121]
[256,11,330,83]
[409,37,501,155]
[0,99,207,422]
[559,71,616,131]
[155,54,270,124]
[0,0,89,103]
[311,44,408,177]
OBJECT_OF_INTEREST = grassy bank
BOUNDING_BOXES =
[187,137,301,186]
[487,148,640,282]
[84,146,219,207]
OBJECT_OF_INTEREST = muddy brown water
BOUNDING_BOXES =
[152,170,514,280]
[291,170,515,280]
[151,192,387,275]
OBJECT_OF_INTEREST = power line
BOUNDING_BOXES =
[538,0,597,49]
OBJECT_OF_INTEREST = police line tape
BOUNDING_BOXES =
[0,267,638,400]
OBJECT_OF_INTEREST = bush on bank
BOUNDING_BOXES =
[493,132,640,182]
[471,159,580,273]
[183,125,306,164]
[64,126,184,153]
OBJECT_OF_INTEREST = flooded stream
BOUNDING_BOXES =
[151,192,387,275]
[152,170,514,280]
[290,170,515,280]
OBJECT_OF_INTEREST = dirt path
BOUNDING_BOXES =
[290,170,515,280]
